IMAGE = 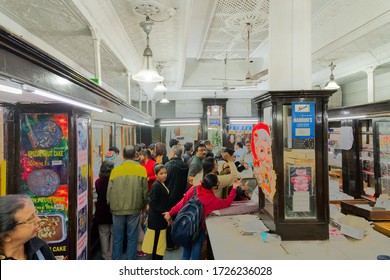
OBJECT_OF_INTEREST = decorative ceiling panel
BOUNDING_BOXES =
[110,0,180,65]
[199,0,269,60]
[0,0,95,73]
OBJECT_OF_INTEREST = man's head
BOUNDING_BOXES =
[245,140,251,152]
[204,140,212,150]
[123,145,137,160]
[169,138,180,148]
[170,145,183,158]
[194,143,207,159]
[234,142,243,150]
[183,142,193,153]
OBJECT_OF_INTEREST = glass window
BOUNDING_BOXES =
[283,103,317,219]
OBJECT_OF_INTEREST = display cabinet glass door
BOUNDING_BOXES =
[376,120,390,196]
[283,103,317,219]
[359,119,375,199]
[328,123,342,191]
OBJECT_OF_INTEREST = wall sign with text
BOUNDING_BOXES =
[291,102,315,139]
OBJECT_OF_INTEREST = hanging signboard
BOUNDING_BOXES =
[291,102,315,139]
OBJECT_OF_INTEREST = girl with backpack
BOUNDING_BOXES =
[163,173,241,260]
[141,164,170,260]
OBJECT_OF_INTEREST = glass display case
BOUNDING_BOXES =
[376,120,390,197]
[328,123,342,192]
[328,102,390,201]
[359,119,375,199]
[254,90,335,240]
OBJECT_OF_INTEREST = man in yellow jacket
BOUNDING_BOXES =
[107,145,148,260]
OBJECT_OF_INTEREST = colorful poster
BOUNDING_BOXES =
[291,102,315,139]
[252,123,277,202]
[289,166,312,212]
[245,125,253,134]
[20,113,69,259]
[76,117,89,259]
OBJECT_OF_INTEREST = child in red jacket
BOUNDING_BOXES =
[163,173,241,260]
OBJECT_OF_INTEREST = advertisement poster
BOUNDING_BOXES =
[20,113,69,259]
[76,117,89,259]
[289,166,312,212]
[291,102,315,139]
[227,125,253,149]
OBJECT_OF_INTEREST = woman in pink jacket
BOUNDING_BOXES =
[164,173,241,260]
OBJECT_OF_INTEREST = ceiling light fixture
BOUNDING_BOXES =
[160,92,170,103]
[32,88,103,112]
[122,117,154,127]
[0,83,22,95]
[160,119,200,124]
[132,4,175,83]
[154,83,167,92]
[229,118,259,124]
[154,64,168,91]
[324,62,340,90]
[159,118,200,127]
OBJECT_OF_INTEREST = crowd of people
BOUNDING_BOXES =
[93,139,255,260]
[0,138,255,260]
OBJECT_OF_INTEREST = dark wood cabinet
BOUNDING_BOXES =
[253,90,335,240]
[328,101,390,201]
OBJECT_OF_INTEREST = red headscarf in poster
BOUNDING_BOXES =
[251,123,277,201]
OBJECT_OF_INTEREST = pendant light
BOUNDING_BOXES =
[160,92,170,103]
[132,17,164,83]
[324,62,340,89]
[154,64,168,91]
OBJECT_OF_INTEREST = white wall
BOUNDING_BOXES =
[175,100,203,118]
[341,70,390,106]
[226,99,253,117]
[156,98,255,119]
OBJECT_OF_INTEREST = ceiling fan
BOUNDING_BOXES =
[212,54,236,92]
[239,23,268,84]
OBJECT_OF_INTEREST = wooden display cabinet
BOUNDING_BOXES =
[253,90,335,240]
[328,101,390,201]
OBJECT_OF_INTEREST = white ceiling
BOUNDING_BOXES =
[0,0,390,104]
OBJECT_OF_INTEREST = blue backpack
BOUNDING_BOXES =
[171,186,203,247]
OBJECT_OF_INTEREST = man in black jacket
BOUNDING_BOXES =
[164,145,189,250]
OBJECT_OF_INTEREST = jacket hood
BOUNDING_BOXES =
[167,157,188,174]
[197,184,217,206]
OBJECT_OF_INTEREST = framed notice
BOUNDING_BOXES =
[291,102,315,139]
[209,118,221,127]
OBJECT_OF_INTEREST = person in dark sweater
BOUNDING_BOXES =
[0,194,55,260]
[142,164,170,260]
[164,145,189,250]
[165,145,189,208]
[95,160,115,260]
